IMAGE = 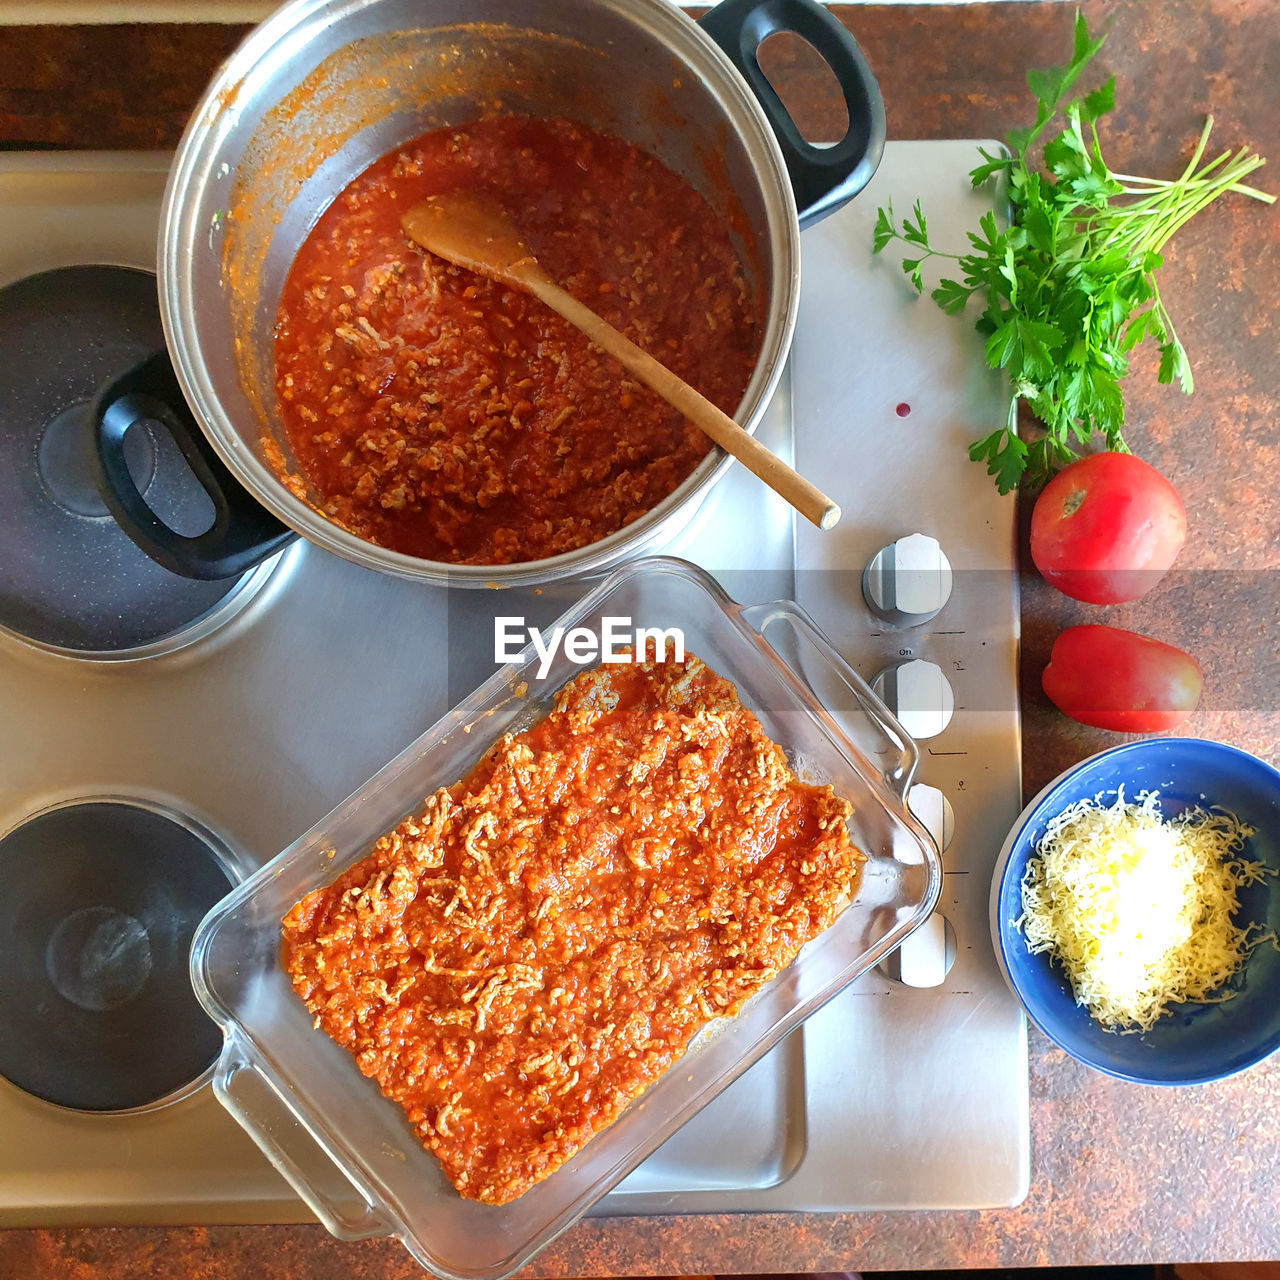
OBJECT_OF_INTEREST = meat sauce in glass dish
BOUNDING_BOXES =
[282,653,864,1205]
[271,117,762,565]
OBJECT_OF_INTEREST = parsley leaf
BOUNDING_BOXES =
[970,427,1028,494]
[931,278,974,315]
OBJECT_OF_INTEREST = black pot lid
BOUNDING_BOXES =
[0,799,237,1112]
[0,265,246,655]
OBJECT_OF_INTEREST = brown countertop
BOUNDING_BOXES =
[2,0,1278,1273]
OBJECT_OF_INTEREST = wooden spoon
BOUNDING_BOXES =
[401,194,840,531]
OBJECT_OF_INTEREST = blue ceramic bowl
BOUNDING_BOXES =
[990,738,1280,1085]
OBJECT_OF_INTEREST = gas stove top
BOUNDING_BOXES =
[0,142,1027,1226]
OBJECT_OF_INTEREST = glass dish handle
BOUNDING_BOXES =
[214,1034,392,1241]
[741,600,918,799]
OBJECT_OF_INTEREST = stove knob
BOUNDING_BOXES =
[862,533,953,627]
[871,659,955,740]
[882,911,956,988]
[879,784,957,985]
[907,783,955,853]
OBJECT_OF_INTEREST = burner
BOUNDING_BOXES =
[0,799,237,1112]
[0,265,252,656]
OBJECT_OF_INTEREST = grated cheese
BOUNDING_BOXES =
[1018,787,1275,1033]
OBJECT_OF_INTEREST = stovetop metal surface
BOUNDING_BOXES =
[0,143,1027,1226]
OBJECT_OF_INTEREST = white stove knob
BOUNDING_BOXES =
[862,533,953,627]
[879,911,956,988]
[907,783,955,853]
[872,659,955,740]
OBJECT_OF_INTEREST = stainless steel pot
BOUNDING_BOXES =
[92,0,884,587]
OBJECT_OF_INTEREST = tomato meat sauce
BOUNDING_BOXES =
[271,117,761,564]
[282,654,863,1205]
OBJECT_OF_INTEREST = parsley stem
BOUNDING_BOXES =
[1117,177,1274,202]
[1179,114,1216,184]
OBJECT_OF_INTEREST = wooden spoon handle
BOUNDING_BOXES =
[527,275,841,531]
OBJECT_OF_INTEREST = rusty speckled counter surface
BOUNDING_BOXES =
[1,0,1277,1274]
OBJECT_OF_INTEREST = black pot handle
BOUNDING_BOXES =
[699,0,886,228]
[89,348,297,581]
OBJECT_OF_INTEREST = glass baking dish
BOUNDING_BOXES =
[190,556,940,1279]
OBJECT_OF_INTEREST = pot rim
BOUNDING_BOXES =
[159,0,801,587]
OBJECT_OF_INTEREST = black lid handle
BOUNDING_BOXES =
[699,0,886,228]
[89,349,297,581]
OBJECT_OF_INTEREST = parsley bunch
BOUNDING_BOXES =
[872,14,1274,492]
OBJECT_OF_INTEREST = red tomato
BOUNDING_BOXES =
[1030,452,1187,604]
[1042,625,1202,733]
